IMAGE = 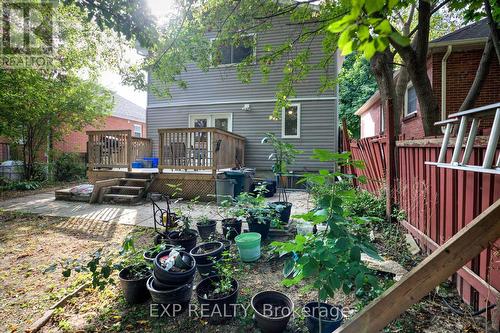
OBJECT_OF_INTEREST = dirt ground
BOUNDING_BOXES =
[0,181,78,202]
[0,209,492,333]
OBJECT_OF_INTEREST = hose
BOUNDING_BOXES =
[442,297,496,317]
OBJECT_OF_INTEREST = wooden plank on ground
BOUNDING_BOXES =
[335,199,500,333]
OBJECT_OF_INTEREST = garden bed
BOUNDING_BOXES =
[0,210,489,333]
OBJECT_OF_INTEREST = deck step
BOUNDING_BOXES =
[110,186,143,191]
[119,178,149,183]
[125,172,154,179]
[103,193,143,204]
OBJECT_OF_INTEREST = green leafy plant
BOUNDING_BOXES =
[46,236,143,290]
[212,252,236,297]
[234,186,280,227]
[54,152,86,182]
[272,150,381,330]
[0,180,42,191]
[197,215,214,225]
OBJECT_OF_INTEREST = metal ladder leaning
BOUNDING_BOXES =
[425,102,500,175]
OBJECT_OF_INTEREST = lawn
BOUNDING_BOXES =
[0,208,487,333]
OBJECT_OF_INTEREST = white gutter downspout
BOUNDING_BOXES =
[441,45,453,126]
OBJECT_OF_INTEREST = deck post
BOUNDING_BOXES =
[126,130,132,172]
[384,98,396,220]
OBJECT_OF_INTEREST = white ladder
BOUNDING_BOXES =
[425,102,500,175]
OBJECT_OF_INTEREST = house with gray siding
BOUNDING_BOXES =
[147,17,340,175]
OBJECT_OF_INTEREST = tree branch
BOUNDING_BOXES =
[408,0,453,38]
[484,0,500,64]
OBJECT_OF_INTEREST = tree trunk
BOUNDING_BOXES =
[484,0,500,64]
[460,37,494,111]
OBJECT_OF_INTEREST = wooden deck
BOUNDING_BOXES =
[86,128,246,200]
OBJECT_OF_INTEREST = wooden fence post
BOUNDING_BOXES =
[127,130,132,172]
[384,99,396,219]
[341,118,358,188]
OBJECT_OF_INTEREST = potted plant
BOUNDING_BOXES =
[118,263,152,304]
[251,290,294,333]
[304,302,343,333]
[235,189,280,240]
[218,200,243,240]
[272,150,381,333]
[153,248,196,285]
[195,252,239,323]
[262,133,301,224]
[166,215,198,252]
[196,216,217,240]
[190,241,225,277]
[143,243,174,263]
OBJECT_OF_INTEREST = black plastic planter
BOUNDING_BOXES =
[190,241,224,265]
[196,275,239,323]
[147,277,192,315]
[118,265,152,304]
[251,290,294,333]
[248,216,271,240]
[196,220,217,239]
[269,201,292,224]
[165,229,198,252]
[196,258,221,278]
[152,271,194,290]
[304,302,343,333]
[219,239,231,252]
[153,249,196,285]
[222,218,242,241]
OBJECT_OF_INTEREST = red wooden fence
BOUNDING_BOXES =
[349,135,500,312]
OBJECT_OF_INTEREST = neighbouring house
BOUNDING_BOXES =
[55,93,146,159]
[147,16,341,174]
[355,19,500,139]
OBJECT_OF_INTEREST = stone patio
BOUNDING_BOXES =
[0,191,313,229]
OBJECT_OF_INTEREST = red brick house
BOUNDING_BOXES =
[54,94,146,158]
[355,19,500,139]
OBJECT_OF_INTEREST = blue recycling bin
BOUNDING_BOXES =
[224,170,245,197]
[143,157,159,168]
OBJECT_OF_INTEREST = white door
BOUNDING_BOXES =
[189,113,233,131]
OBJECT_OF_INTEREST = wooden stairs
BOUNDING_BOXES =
[93,173,154,205]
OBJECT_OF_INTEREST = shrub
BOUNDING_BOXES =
[54,153,86,182]
[343,188,386,219]
[0,180,42,191]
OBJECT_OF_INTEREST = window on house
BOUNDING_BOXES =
[212,35,255,66]
[405,84,418,116]
[282,104,300,138]
[133,124,142,137]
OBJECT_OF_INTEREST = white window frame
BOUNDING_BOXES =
[404,83,418,116]
[188,113,233,132]
[210,33,257,68]
[281,103,301,139]
[133,124,142,137]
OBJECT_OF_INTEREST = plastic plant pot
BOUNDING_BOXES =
[196,219,217,240]
[146,277,192,315]
[153,249,196,285]
[235,232,261,262]
[222,218,242,241]
[195,275,239,324]
[251,290,294,333]
[304,302,344,333]
[118,265,152,304]
[247,216,271,240]
[190,241,224,265]
[269,201,292,224]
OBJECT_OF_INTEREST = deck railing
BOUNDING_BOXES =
[87,130,152,170]
[158,128,245,173]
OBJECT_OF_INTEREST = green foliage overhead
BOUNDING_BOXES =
[338,53,378,138]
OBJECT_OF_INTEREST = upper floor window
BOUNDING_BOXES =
[405,84,418,116]
[133,124,142,137]
[212,35,255,66]
[282,104,301,139]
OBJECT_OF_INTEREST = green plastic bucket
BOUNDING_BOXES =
[235,232,261,262]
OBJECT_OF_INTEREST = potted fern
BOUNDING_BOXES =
[262,133,301,224]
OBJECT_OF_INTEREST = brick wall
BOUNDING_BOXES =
[54,116,146,154]
[432,47,500,129]
[359,45,499,140]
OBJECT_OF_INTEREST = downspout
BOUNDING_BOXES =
[441,45,453,130]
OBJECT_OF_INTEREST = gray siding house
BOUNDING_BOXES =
[147,17,339,174]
